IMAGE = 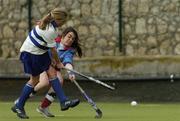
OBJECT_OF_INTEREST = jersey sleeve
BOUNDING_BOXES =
[62,50,75,65]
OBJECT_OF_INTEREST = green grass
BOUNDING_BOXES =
[1,102,180,121]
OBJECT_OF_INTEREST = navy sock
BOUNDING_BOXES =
[49,78,67,103]
[16,84,34,110]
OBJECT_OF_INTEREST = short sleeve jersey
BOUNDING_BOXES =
[20,23,58,55]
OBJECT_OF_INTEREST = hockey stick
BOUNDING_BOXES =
[62,67,115,90]
[53,66,102,118]
[72,79,102,118]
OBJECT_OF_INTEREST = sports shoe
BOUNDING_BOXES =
[36,106,55,117]
[61,99,80,111]
[11,105,29,119]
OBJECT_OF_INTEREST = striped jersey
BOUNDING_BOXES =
[20,23,58,55]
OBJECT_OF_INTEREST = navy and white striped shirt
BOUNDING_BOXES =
[20,23,58,55]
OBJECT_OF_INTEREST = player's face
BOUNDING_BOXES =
[61,32,75,47]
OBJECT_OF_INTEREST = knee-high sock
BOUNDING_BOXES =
[16,84,34,110]
[41,93,56,108]
[49,78,67,103]
[14,89,36,104]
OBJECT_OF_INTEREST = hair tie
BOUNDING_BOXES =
[51,20,58,28]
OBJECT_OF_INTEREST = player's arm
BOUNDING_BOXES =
[65,63,75,81]
[50,47,63,68]
[63,50,75,81]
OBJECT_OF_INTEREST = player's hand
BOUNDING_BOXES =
[68,73,75,81]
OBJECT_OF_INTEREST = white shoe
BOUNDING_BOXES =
[36,106,55,117]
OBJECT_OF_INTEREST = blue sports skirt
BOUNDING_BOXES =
[20,51,51,76]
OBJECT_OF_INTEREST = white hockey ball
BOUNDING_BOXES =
[131,101,137,106]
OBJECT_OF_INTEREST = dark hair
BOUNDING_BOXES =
[61,27,82,57]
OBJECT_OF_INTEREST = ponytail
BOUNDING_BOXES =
[39,8,67,30]
[39,13,53,30]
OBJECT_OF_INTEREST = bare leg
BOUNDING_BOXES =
[34,71,50,92]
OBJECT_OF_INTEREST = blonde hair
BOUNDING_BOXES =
[39,8,67,30]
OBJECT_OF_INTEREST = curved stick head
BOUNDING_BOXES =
[95,109,103,119]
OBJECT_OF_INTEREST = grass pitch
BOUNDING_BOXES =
[0,102,180,121]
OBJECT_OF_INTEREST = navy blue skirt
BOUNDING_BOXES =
[20,52,51,76]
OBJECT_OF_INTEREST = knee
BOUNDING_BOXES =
[28,79,39,87]
[28,76,39,87]
[47,67,57,79]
